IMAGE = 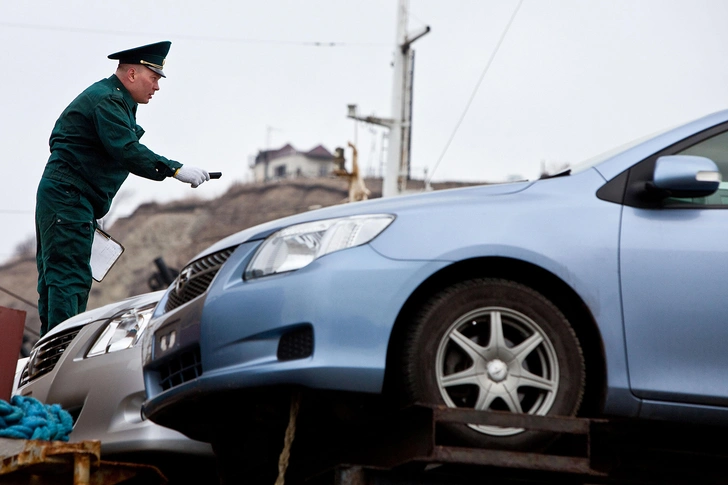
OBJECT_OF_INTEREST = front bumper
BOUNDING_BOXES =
[142,241,448,425]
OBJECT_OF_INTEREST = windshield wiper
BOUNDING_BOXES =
[539,169,571,180]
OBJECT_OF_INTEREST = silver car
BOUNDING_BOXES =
[14,291,215,482]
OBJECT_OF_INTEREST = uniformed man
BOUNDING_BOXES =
[35,41,209,336]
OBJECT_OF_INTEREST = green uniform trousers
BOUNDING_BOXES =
[35,177,96,336]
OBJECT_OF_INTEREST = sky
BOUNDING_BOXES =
[2,0,728,263]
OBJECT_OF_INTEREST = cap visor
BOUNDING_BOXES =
[145,65,166,78]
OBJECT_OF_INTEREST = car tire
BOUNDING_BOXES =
[402,278,585,450]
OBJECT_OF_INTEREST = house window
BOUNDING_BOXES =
[274,165,286,178]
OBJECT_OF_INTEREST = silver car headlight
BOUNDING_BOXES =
[245,214,395,279]
[86,302,157,357]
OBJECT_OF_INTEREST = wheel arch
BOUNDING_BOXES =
[383,256,607,416]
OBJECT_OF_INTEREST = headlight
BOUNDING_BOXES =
[245,214,395,279]
[86,302,157,357]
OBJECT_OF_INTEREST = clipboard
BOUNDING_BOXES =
[90,228,124,282]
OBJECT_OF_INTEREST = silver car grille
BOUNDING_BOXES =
[164,247,236,312]
[18,327,82,387]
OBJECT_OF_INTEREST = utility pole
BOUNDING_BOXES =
[348,0,429,197]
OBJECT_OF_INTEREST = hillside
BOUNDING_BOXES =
[0,176,478,343]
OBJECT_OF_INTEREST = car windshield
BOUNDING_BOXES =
[566,124,678,176]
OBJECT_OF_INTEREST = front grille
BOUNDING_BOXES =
[18,327,82,387]
[159,346,203,391]
[277,326,314,361]
[165,247,236,312]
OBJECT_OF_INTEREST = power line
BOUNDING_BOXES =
[427,0,524,183]
[0,21,388,47]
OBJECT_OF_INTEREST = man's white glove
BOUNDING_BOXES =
[174,166,210,188]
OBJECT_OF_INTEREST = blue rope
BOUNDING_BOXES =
[0,396,73,441]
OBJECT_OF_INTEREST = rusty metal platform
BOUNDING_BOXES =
[0,438,167,485]
[285,402,728,485]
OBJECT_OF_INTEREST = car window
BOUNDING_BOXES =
[666,131,728,207]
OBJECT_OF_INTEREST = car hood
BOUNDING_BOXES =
[40,291,164,341]
[195,180,536,258]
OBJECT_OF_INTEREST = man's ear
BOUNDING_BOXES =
[127,67,137,82]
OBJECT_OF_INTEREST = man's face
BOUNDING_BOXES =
[129,66,161,104]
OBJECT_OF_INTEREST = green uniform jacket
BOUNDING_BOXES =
[42,74,182,219]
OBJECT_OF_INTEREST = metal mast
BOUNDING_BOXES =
[348,0,429,197]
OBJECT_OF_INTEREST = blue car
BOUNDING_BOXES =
[142,109,728,454]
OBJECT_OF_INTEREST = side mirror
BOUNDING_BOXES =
[651,155,721,198]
